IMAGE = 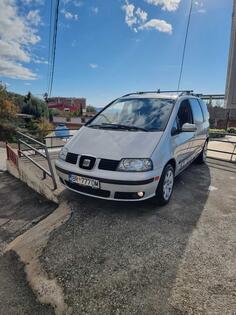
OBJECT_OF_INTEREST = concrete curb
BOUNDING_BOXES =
[6,159,72,314]
[7,159,59,204]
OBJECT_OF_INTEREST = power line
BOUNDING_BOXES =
[46,0,54,94]
[177,0,193,91]
[48,0,60,97]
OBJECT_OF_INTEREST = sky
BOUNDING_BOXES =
[0,0,233,107]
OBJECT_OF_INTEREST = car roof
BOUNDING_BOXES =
[120,91,201,101]
[121,93,179,100]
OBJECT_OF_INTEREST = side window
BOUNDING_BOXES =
[171,117,180,135]
[190,99,204,123]
[177,100,193,128]
[199,99,209,121]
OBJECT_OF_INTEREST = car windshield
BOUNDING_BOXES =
[87,98,175,131]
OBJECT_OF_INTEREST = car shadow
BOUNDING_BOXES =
[43,163,211,314]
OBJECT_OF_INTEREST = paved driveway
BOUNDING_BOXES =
[0,148,7,171]
[41,161,236,314]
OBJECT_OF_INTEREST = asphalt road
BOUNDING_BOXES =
[0,172,56,248]
[41,161,236,314]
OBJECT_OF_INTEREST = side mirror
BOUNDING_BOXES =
[181,123,197,132]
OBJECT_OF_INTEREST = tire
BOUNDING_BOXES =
[153,164,175,206]
[196,140,208,164]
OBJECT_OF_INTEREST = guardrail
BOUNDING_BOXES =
[17,131,57,190]
[208,132,236,163]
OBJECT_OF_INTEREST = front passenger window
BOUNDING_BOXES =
[171,118,180,135]
[177,100,193,128]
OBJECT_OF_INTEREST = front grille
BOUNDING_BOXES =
[66,152,78,164]
[64,180,110,197]
[98,159,120,171]
[114,192,145,200]
[79,155,96,170]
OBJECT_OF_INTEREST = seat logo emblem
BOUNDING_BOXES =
[83,159,91,167]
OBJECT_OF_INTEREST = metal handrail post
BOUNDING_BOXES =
[18,140,21,157]
[44,146,57,190]
[230,144,236,162]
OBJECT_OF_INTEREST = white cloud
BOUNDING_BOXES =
[136,8,148,22]
[73,1,83,7]
[145,0,181,11]
[0,0,40,80]
[194,1,206,14]
[91,7,99,15]
[27,9,41,26]
[62,0,83,6]
[197,8,206,13]
[24,82,31,85]
[139,19,172,33]
[33,57,48,64]
[21,0,44,5]
[122,1,137,28]
[71,39,77,47]
[0,59,37,80]
[0,40,30,62]
[89,64,98,69]
[122,1,172,34]
[61,9,79,20]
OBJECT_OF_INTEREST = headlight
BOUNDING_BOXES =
[117,158,153,172]
[59,147,68,161]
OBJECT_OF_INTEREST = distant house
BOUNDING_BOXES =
[48,97,86,113]
[52,116,91,129]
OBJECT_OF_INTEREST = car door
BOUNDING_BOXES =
[189,98,205,157]
[171,99,194,174]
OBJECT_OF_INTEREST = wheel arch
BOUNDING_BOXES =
[164,158,176,174]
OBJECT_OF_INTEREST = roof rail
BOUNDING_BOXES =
[122,90,194,98]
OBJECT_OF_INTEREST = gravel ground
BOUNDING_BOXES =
[0,250,54,315]
[40,161,236,314]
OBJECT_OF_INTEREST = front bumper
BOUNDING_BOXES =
[55,160,160,201]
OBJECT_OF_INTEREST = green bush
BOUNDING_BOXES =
[0,123,17,142]
[209,129,226,139]
[227,127,236,134]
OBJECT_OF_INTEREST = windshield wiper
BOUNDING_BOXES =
[87,124,104,129]
[100,123,147,131]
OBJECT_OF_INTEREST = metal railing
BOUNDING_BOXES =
[17,131,57,189]
[208,132,236,163]
[44,128,78,149]
[6,143,18,167]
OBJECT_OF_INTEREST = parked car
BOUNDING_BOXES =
[55,91,209,205]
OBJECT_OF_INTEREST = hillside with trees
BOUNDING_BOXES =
[0,83,51,142]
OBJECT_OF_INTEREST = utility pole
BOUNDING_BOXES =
[225,0,236,109]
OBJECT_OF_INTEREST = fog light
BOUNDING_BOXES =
[137,191,144,197]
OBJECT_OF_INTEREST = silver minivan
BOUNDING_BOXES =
[55,91,209,205]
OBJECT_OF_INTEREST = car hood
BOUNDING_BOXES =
[66,126,163,160]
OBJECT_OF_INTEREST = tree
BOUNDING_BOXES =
[0,84,19,141]
[86,105,96,113]
[0,84,18,120]
[0,99,18,120]
[22,92,48,119]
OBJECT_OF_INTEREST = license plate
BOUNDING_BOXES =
[69,174,100,189]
